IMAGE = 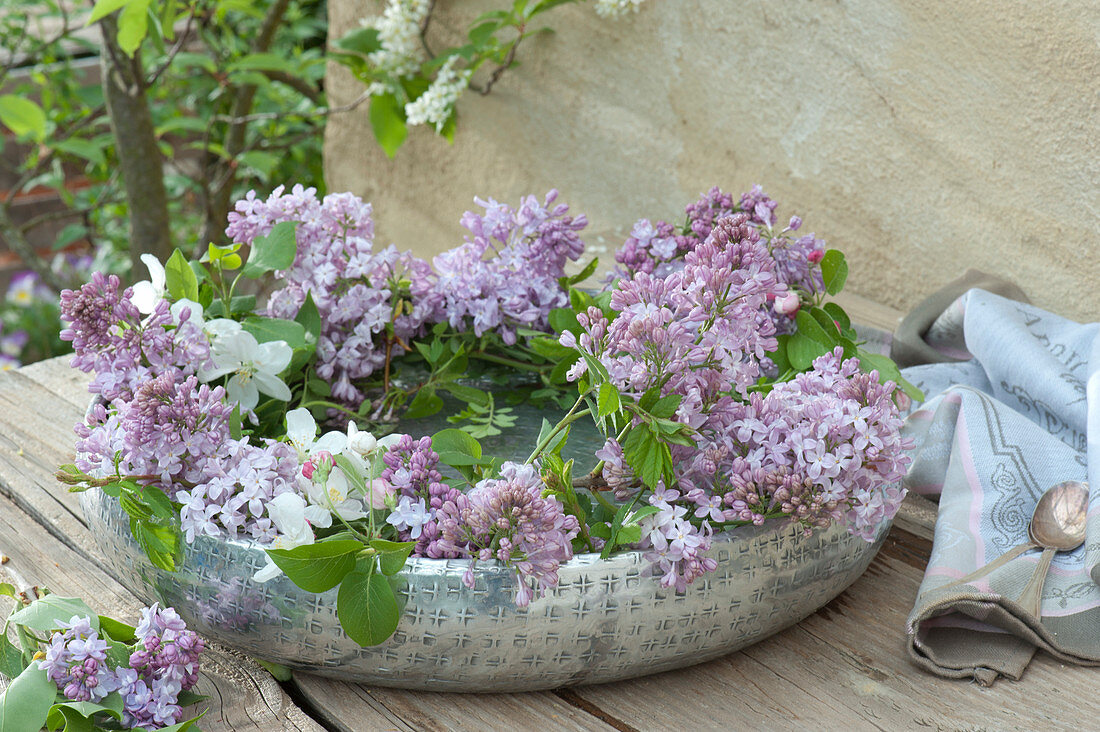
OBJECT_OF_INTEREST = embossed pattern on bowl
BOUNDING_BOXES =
[80,488,889,691]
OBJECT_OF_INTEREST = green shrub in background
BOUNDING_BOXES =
[0,0,329,290]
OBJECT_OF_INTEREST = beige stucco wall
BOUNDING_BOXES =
[324,1,1099,321]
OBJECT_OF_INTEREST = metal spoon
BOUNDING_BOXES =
[1015,480,1089,618]
[937,480,1088,595]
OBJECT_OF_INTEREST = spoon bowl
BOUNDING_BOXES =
[1029,480,1089,550]
[1017,480,1089,617]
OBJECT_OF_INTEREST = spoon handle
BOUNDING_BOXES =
[933,542,1035,592]
[1017,547,1056,618]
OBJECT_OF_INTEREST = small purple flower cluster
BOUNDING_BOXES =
[39,615,118,703]
[566,215,782,408]
[437,462,580,607]
[637,485,718,592]
[118,604,204,729]
[613,185,825,332]
[60,273,210,401]
[39,605,203,730]
[227,185,442,406]
[380,434,462,558]
[434,190,587,345]
[674,347,911,541]
[73,368,300,544]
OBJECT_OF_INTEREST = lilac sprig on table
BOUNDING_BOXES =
[57,183,919,650]
[0,586,206,731]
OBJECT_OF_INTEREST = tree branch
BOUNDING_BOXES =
[201,0,292,245]
[260,69,323,104]
[210,89,370,125]
[99,14,173,273]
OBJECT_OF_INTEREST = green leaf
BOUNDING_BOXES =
[430,429,482,459]
[88,0,132,24]
[0,664,57,732]
[795,310,834,347]
[239,150,281,179]
[787,332,830,371]
[52,139,106,166]
[597,382,620,418]
[616,524,642,545]
[97,615,136,644]
[469,20,501,47]
[227,52,296,74]
[337,569,400,646]
[9,597,97,634]
[295,292,321,342]
[0,634,26,680]
[560,257,599,289]
[403,388,443,419]
[266,540,363,594]
[104,639,131,669]
[857,352,924,402]
[548,353,580,385]
[241,317,307,349]
[369,539,415,576]
[534,418,571,458]
[822,302,850,331]
[648,394,681,420]
[548,307,581,336]
[0,96,46,142]
[820,249,848,295]
[243,221,297,277]
[335,27,382,55]
[369,93,407,159]
[254,660,292,682]
[621,425,666,489]
[116,0,151,56]
[163,249,198,302]
[131,520,180,571]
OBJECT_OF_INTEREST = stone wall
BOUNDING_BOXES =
[324,1,1099,320]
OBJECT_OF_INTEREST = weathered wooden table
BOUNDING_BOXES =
[0,294,1092,731]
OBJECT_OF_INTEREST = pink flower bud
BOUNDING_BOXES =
[314,450,335,470]
[301,462,315,479]
[807,249,825,264]
[773,292,801,315]
[365,478,395,510]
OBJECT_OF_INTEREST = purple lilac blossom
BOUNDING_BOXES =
[38,615,119,703]
[436,462,580,607]
[379,434,462,558]
[226,185,441,405]
[612,185,826,333]
[433,190,586,345]
[74,369,300,544]
[567,214,782,408]
[118,603,204,729]
[60,273,210,401]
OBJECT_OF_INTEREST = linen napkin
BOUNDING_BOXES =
[898,287,1100,685]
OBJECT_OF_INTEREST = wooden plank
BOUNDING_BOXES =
[20,355,90,410]
[567,529,1096,731]
[0,489,328,731]
[293,676,616,732]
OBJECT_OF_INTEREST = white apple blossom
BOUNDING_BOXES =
[131,254,166,314]
[199,329,292,411]
[253,493,327,582]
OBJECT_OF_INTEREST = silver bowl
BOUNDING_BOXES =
[79,487,889,691]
